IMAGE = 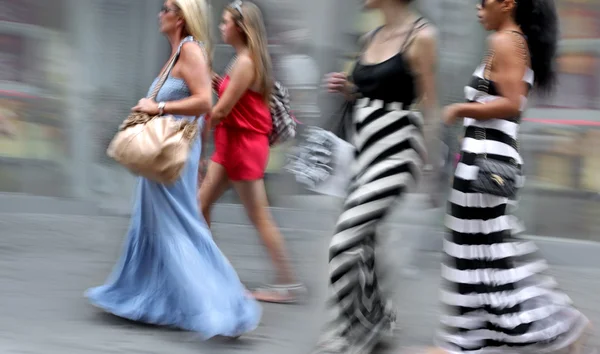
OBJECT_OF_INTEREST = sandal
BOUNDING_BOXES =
[311,337,350,354]
[251,283,307,304]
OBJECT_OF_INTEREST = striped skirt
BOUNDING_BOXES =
[437,143,589,353]
[318,98,426,354]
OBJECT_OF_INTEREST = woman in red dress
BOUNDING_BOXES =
[198,0,304,303]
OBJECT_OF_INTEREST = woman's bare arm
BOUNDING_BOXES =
[161,42,212,116]
[412,26,439,124]
[411,26,441,162]
[453,32,528,120]
[210,55,255,124]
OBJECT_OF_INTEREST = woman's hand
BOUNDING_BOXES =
[132,98,160,116]
[443,104,463,125]
[323,72,350,94]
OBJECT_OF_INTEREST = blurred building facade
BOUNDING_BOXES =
[0,0,598,239]
[0,0,71,197]
[328,0,600,241]
[0,0,168,211]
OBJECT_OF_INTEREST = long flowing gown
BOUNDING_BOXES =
[86,39,261,339]
[438,53,589,353]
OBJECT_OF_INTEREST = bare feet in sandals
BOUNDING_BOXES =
[251,284,306,304]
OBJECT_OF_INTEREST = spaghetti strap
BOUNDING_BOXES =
[353,25,385,67]
[176,36,208,60]
[400,17,428,52]
[176,36,195,54]
[504,30,531,66]
[360,25,384,52]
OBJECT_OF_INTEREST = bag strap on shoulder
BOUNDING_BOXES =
[149,36,208,100]
[148,37,209,123]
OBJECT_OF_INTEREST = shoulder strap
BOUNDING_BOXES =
[347,26,383,66]
[483,30,529,81]
[177,36,209,63]
[506,30,530,66]
[176,36,194,55]
[359,26,384,52]
[483,50,495,81]
[148,54,178,100]
[224,55,237,75]
[148,36,208,100]
[400,17,428,52]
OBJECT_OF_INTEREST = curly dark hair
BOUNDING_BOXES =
[510,0,559,93]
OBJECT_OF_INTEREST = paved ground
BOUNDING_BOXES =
[0,213,598,353]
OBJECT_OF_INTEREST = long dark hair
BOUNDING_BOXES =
[513,0,559,93]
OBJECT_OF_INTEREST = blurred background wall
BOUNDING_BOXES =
[0,0,598,240]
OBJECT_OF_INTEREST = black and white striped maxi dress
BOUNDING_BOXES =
[320,18,429,354]
[437,62,590,353]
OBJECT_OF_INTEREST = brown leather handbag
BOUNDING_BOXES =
[107,43,202,185]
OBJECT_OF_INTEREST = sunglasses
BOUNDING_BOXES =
[160,5,178,14]
[230,0,243,18]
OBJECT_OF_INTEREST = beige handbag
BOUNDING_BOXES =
[107,48,200,185]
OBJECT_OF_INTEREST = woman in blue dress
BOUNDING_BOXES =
[85,0,261,339]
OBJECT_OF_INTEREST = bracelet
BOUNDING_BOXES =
[158,102,166,115]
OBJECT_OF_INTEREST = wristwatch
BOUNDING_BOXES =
[158,102,166,115]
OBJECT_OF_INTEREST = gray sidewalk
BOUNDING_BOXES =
[0,213,598,353]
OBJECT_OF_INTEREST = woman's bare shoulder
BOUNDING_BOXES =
[232,53,254,71]
[411,23,438,62]
[179,41,208,66]
[413,23,438,47]
[486,31,516,53]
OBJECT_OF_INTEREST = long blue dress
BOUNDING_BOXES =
[86,38,261,339]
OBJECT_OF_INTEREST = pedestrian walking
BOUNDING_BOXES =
[86,0,261,339]
[313,0,440,352]
[420,0,593,352]
[198,0,305,304]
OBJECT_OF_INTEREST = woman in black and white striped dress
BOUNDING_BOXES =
[316,0,440,352]
[428,0,592,353]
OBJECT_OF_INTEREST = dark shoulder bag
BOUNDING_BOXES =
[470,127,521,198]
[469,36,527,198]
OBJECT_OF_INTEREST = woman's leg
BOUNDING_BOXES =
[232,179,297,288]
[198,161,230,227]
[322,174,404,352]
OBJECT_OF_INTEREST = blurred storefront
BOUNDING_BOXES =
[0,0,326,209]
[520,0,600,240]
[0,0,70,197]
[0,0,166,212]
[2,0,597,239]
[336,0,600,241]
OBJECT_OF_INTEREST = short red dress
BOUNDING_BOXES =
[211,75,272,181]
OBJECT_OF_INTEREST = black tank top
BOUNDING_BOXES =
[352,17,428,107]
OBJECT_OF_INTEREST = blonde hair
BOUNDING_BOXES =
[173,0,213,67]
[226,1,273,102]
